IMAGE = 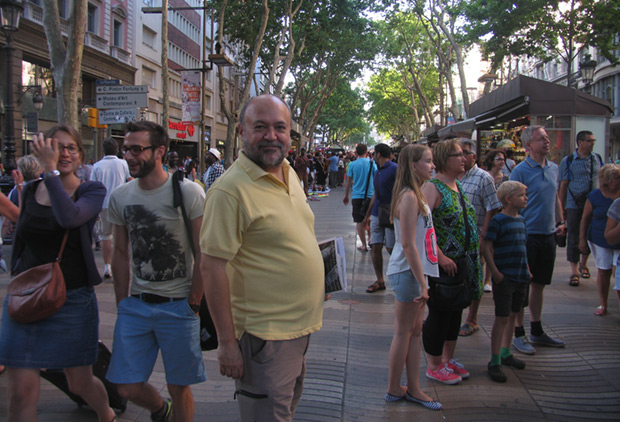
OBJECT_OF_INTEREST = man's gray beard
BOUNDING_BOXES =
[242,139,286,170]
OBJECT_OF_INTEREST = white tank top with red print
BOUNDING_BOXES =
[387,202,439,278]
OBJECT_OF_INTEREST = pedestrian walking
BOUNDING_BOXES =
[0,126,114,422]
[106,121,206,422]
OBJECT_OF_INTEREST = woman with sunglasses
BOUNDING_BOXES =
[421,139,481,385]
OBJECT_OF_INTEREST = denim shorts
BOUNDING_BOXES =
[106,296,206,386]
[388,269,424,302]
[0,286,99,368]
[370,215,395,249]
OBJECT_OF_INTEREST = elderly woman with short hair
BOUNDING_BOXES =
[9,155,43,207]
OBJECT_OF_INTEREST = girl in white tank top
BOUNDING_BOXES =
[384,145,441,410]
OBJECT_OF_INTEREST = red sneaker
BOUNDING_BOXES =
[426,363,462,385]
[447,359,470,379]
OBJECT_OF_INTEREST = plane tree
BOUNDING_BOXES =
[463,0,620,87]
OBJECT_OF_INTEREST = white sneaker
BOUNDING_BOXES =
[483,283,492,292]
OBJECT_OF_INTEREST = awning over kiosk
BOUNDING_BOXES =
[437,118,476,139]
[470,75,612,129]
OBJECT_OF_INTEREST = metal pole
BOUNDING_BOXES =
[199,3,207,176]
[1,32,16,194]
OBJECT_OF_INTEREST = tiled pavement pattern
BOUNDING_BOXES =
[1,185,620,421]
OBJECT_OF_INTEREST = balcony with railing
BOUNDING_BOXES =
[110,46,131,65]
[23,2,70,34]
[85,32,108,54]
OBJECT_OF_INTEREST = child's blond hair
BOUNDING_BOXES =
[497,181,527,206]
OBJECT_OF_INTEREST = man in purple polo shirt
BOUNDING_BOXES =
[363,143,397,293]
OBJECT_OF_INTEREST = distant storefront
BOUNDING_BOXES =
[168,119,199,160]
[467,75,613,164]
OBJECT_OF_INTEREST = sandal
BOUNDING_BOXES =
[579,265,590,279]
[594,305,607,316]
[357,246,368,252]
[569,274,580,287]
[366,281,386,293]
[458,322,479,336]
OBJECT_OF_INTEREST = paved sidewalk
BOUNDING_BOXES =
[1,185,620,421]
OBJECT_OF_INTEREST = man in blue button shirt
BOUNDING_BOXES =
[510,126,566,354]
[362,143,397,293]
[558,131,602,286]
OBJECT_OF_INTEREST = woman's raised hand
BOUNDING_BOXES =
[31,132,59,172]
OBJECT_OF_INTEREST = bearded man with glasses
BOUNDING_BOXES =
[106,121,207,422]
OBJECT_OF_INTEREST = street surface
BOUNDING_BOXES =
[1,185,619,421]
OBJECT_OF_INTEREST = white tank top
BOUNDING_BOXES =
[387,202,439,277]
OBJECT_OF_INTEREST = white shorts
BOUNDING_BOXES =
[588,241,619,271]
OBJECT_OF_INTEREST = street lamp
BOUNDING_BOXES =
[0,0,24,193]
[579,53,597,93]
[19,84,43,110]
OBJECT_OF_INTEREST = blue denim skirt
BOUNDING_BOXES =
[0,286,99,369]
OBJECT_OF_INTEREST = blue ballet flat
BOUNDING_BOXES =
[384,392,406,402]
[405,392,442,410]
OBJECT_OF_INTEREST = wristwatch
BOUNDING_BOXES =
[43,170,60,179]
[189,303,201,313]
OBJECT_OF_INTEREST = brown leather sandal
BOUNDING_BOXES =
[366,281,386,293]
[569,274,580,287]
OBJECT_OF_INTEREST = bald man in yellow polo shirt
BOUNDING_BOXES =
[200,95,324,422]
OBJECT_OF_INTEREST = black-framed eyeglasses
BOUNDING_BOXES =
[58,144,80,154]
[121,145,158,155]
[448,152,465,158]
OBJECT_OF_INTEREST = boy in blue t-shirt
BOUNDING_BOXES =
[482,181,531,383]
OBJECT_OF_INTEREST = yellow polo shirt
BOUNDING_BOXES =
[200,152,324,341]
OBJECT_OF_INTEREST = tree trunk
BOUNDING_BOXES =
[273,0,307,96]
[217,0,270,167]
[42,0,87,127]
[434,9,470,117]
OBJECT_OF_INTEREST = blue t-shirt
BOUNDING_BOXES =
[510,156,559,235]
[346,158,377,199]
[484,213,529,283]
[328,155,339,172]
[587,189,617,249]
[371,160,397,216]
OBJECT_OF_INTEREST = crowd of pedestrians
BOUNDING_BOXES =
[0,92,618,421]
[341,127,617,404]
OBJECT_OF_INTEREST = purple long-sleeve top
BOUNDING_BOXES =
[11,176,106,286]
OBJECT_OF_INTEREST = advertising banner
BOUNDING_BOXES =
[182,71,201,124]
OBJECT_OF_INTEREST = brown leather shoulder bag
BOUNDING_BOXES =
[7,230,69,323]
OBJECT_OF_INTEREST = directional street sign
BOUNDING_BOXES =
[96,93,147,109]
[96,79,120,86]
[96,85,148,109]
[98,108,138,124]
